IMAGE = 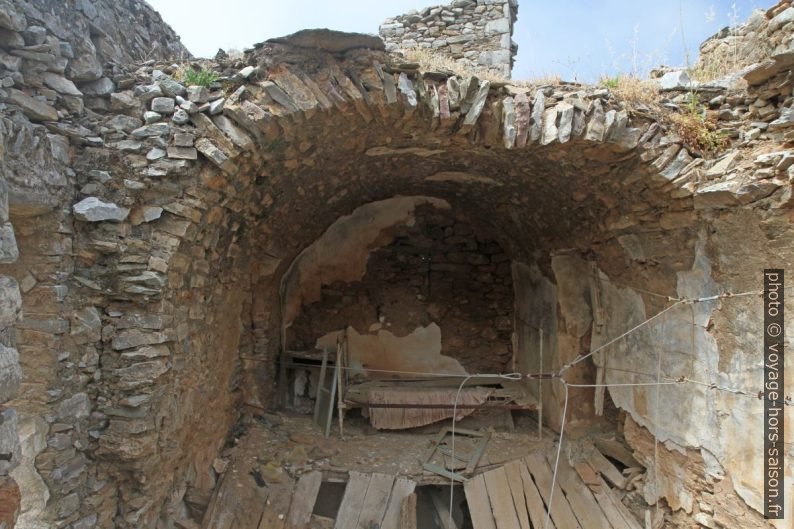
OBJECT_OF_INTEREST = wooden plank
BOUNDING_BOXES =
[597,477,643,529]
[429,489,460,529]
[592,487,633,529]
[503,461,531,529]
[588,451,627,489]
[286,471,323,529]
[550,457,612,529]
[334,471,370,529]
[593,439,639,468]
[518,461,555,529]
[313,350,329,424]
[483,467,522,529]
[381,478,417,529]
[463,474,497,529]
[399,493,417,529]
[203,470,268,529]
[260,485,295,529]
[202,472,232,529]
[524,454,582,529]
[574,461,601,490]
[356,473,395,529]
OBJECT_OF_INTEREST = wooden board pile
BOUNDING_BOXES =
[463,449,646,529]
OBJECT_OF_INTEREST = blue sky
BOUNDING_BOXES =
[147,0,767,82]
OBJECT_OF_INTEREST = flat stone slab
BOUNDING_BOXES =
[267,28,385,53]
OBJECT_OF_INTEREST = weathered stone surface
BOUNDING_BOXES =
[143,110,162,124]
[0,0,26,32]
[166,146,197,160]
[380,0,516,77]
[556,102,574,143]
[186,85,209,103]
[529,90,545,143]
[131,122,170,138]
[79,76,114,96]
[172,108,189,124]
[151,96,175,114]
[3,88,58,121]
[73,197,130,222]
[56,393,91,420]
[70,306,101,344]
[0,476,21,528]
[112,329,170,351]
[195,137,230,169]
[42,72,82,96]
[658,70,692,89]
[159,77,186,97]
[268,29,385,53]
[0,223,18,264]
[114,361,169,389]
[0,409,20,474]
[0,276,21,328]
[0,345,21,403]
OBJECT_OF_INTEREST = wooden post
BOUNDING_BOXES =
[538,326,543,440]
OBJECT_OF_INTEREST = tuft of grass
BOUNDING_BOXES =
[667,93,729,154]
[398,46,508,83]
[180,67,219,87]
[600,77,620,89]
[397,46,561,86]
[601,75,660,108]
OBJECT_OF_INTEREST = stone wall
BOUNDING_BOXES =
[0,0,189,526]
[379,0,518,78]
[289,204,514,375]
[0,1,790,528]
[695,0,793,81]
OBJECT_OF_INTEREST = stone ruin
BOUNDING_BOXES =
[379,0,518,78]
[0,0,791,527]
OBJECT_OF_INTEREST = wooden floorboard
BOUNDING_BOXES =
[398,493,417,529]
[381,477,416,529]
[593,439,639,468]
[259,484,294,529]
[524,454,582,529]
[518,461,555,529]
[549,456,612,529]
[286,471,323,529]
[592,486,633,529]
[483,467,522,529]
[464,474,497,529]
[597,477,643,529]
[588,451,627,489]
[334,471,371,529]
[356,473,395,529]
[203,468,268,529]
[503,461,531,529]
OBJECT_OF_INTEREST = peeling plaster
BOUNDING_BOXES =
[281,196,450,326]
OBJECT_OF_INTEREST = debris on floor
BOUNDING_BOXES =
[196,412,665,528]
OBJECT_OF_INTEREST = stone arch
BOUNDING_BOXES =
[59,39,719,526]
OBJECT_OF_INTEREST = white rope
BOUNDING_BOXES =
[558,289,764,376]
[558,300,685,375]
[544,379,569,529]
[654,312,666,524]
[448,372,522,528]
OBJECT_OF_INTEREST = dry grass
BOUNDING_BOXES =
[397,46,560,86]
[599,75,661,108]
[688,54,742,83]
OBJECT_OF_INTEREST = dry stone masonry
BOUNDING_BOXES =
[380,0,518,78]
[0,0,791,527]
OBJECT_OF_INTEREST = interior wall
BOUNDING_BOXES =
[289,204,514,375]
